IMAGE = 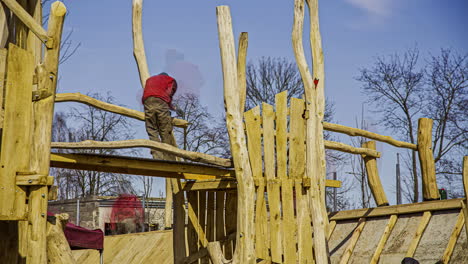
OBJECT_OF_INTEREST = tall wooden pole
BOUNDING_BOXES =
[292,0,330,262]
[29,2,66,263]
[217,6,255,264]
[417,118,440,200]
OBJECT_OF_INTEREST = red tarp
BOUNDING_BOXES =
[64,222,104,250]
[110,194,144,233]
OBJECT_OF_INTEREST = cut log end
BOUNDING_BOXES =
[51,1,67,17]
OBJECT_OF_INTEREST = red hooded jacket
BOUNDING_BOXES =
[142,74,177,109]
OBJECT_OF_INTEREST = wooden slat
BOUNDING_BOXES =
[206,192,215,243]
[275,91,296,264]
[224,191,237,259]
[263,102,282,263]
[244,106,268,259]
[215,191,226,245]
[172,180,187,264]
[370,215,398,264]
[289,98,313,263]
[187,191,199,263]
[182,179,236,191]
[406,211,432,257]
[198,191,209,264]
[0,44,33,219]
[461,200,468,242]
[441,211,464,263]
[0,48,6,126]
[50,152,234,179]
[339,218,366,264]
[329,199,463,221]
[328,220,337,240]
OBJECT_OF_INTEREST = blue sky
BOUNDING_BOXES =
[53,0,468,204]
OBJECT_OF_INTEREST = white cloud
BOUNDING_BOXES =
[346,0,393,16]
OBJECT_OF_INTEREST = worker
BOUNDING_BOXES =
[142,72,178,160]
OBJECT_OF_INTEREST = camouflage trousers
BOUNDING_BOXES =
[143,97,176,161]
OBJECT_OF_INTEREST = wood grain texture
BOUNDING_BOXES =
[362,141,388,206]
[131,0,150,88]
[370,215,398,264]
[237,32,248,113]
[406,211,432,257]
[339,218,366,264]
[441,211,464,263]
[417,118,440,200]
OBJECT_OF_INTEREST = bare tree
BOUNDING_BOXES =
[51,92,137,199]
[357,47,424,203]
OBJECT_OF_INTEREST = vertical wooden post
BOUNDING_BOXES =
[217,6,255,264]
[362,141,389,206]
[417,118,440,201]
[237,32,248,113]
[462,156,468,240]
[28,2,66,263]
[0,3,8,48]
[292,0,329,262]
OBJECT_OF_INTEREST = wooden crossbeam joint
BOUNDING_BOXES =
[16,173,54,186]
[32,89,53,101]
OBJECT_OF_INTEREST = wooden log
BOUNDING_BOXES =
[0,48,5,126]
[46,213,76,264]
[29,4,67,247]
[293,0,329,262]
[323,122,417,150]
[370,215,398,264]
[206,192,216,243]
[263,103,283,263]
[0,0,51,47]
[26,0,43,64]
[55,92,189,128]
[276,91,296,264]
[187,191,199,262]
[51,139,231,167]
[326,140,380,158]
[417,118,440,200]
[339,218,366,264]
[328,220,337,240]
[207,241,230,264]
[406,211,432,257]
[362,141,389,206]
[460,200,468,245]
[244,107,269,260]
[0,44,32,219]
[199,190,209,264]
[172,179,187,264]
[182,179,237,191]
[237,32,248,113]
[224,191,237,260]
[330,199,463,221]
[290,98,314,263]
[164,180,173,229]
[441,211,464,263]
[50,152,233,179]
[131,0,150,88]
[217,6,255,264]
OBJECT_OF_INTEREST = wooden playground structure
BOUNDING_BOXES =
[0,0,467,263]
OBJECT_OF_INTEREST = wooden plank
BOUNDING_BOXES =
[323,122,417,150]
[362,141,389,206]
[461,200,468,242]
[339,218,366,264]
[417,118,440,200]
[329,198,463,221]
[206,192,216,243]
[328,220,337,240]
[0,48,6,126]
[187,191,199,263]
[172,180,187,264]
[244,106,269,259]
[275,91,296,264]
[198,191,209,264]
[237,32,248,113]
[406,211,432,257]
[16,175,53,186]
[217,6,256,263]
[262,102,282,263]
[441,211,464,263]
[182,179,236,191]
[50,152,234,179]
[0,44,33,219]
[370,215,398,264]
[215,191,225,254]
[290,98,313,263]
[224,191,237,260]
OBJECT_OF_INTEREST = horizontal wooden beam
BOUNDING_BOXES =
[329,198,464,221]
[323,122,417,150]
[16,174,54,186]
[51,139,231,167]
[55,92,189,128]
[50,153,234,180]
[1,0,52,48]
[324,140,380,158]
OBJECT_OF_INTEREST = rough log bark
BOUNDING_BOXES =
[29,2,66,263]
[292,0,329,262]
[46,213,76,264]
[217,5,255,264]
[51,139,231,167]
[362,141,389,206]
[417,118,440,200]
[323,122,417,150]
[55,92,189,128]
[1,0,50,47]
